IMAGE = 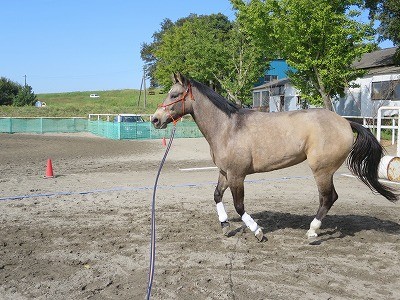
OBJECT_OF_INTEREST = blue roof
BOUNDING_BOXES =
[268,59,292,78]
[255,59,295,86]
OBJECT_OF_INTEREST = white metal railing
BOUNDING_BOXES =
[343,115,398,146]
[376,106,400,156]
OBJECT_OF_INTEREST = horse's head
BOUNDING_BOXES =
[152,73,194,129]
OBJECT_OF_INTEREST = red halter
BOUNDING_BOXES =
[158,82,194,124]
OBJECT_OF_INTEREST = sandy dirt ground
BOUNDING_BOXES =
[0,133,399,300]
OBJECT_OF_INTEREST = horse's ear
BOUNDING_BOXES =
[176,72,188,87]
[172,73,178,84]
[172,72,188,87]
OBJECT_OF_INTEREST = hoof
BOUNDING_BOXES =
[221,221,230,236]
[255,228,265,242]
[307,230,318,239]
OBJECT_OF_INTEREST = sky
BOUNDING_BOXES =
[1,0,235,94]
[1,0,394,94]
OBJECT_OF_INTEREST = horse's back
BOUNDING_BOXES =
[243,108,352,140]
[240,108,352,141]
[235,109,353,173]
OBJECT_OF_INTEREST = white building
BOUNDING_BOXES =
[252,78,306,112]
[334,47,400,117]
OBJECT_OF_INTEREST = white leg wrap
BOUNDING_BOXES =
[310,218,322,231]
[216,202,228,222]
[242,213,259,233]
[307,218,322,238]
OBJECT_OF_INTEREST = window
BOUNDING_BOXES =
[264,75,278,83]
[271,85,285,96]
[261,91,270,112]
[280,95,285,111]
[253,91,261,107]
[394,81,400,100]
[371,80,400,100]
[296,95,302,106]
[261,91,269,106]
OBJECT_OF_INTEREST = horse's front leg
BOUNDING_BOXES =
[229,176,264,242]
[214,171,230,235]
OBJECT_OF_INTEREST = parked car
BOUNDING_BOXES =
[113,115,144,123]
[113,114,146,137]
[90,94,100,98]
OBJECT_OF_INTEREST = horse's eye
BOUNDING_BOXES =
[170,93,179,99]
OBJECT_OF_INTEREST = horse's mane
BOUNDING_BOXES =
[190,80,240,116]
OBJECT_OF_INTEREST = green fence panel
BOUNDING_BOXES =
[0,118,12,133]
[148,121,203,139]
[87,120,203,140]
[41,118,87,132]
[136,122,151,139]
[13,118,41,133]
[88,120,120,139]
[0,118,201,140]
[0,118,88,134]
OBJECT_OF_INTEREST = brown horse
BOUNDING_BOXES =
[152,73,398,241]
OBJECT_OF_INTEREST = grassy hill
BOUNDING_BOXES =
[0,89,167,118]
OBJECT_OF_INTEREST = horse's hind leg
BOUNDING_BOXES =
[307,174,338,238]
[214,171,230,235]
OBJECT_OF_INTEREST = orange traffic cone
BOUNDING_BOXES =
[162,137,167,146]
[45,159,54,178]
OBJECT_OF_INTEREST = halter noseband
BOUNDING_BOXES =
[158,82,194,124]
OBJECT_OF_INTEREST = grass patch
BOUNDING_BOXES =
[0,89,166,117]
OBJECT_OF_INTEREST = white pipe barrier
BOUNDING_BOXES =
[376,106,400,157]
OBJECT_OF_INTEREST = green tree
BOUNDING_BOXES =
[147,13,266,105]
[213,22,267,104]
[140,18,175,87]
[364,0,400,63]
[233,0,376,110]
[0,77,20,105]
[365,0,400,45]
[153,14,232,89]
[13,85,37,106]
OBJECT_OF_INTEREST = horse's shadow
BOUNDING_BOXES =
[230,211,400,242]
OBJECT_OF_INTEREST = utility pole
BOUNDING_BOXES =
[137,75,143,107]
[23,75,27,86]
[137,67,147,108]
[143,68,147,109]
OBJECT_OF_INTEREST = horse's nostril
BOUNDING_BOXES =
[152,118,159,124]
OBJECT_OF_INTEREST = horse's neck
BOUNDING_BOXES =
[190,97,233,148]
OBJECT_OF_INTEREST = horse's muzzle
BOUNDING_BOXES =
[151,116,167,129]
[151,116,161,128]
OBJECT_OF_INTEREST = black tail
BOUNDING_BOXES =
[347,121,398,202]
